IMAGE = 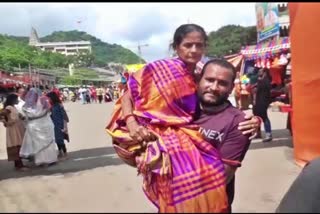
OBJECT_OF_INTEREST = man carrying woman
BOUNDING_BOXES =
[106,24,260,212]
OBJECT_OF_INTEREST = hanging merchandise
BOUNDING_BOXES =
[266,58,271,69]
[255,59,261,68]
[240,74,250,84]
[241,37,290,60]
[261,58,266,68]
[286,61,291,75]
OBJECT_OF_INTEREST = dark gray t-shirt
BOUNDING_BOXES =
[194,102,251,206]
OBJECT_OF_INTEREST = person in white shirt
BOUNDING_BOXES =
[15,87,26,116]
[78,87,87,104]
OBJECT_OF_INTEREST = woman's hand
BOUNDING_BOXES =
[126,119,158,145]
[238,113,261,140]
[18,113,25,121]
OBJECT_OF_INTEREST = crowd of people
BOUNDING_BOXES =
[0,82,123,171]
[57,85,120,104]
[0,86,70,170]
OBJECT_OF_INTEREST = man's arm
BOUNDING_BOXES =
[224,164,237,184]
[220,114,251,181]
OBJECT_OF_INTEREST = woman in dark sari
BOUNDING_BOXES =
[46,92,69,160]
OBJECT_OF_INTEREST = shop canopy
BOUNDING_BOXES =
[0,83,17,89]
[224,53,244,69]
[241,37,290,60]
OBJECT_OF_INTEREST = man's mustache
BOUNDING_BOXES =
[203,91,219,96]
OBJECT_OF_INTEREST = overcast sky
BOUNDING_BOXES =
[0,3,257,62]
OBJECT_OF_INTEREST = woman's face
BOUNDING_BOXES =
[175,31,205,66]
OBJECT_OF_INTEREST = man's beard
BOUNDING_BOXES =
[199,93,229,107]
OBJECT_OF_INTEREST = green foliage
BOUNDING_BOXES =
[207,25,257,57]
[41,30,144,66]
[73,67,99,79]
[59,67,99,85]
[71,50,95,67]
[60,76,82,85]
[0,30,143,71]
[0,35,71,70]
[0,25,257,72]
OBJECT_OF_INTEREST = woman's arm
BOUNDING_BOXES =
[0,109,10,117]
[2,108,17,127]
[61,105,69,123]
[27,109,49,120]
[52,105,64,130]
[121,91,157,144]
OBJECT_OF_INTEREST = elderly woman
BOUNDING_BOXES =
[19,88,58,166]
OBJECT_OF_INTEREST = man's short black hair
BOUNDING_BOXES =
[200,58,237,82]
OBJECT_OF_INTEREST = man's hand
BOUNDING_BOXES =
[238,113,261,140]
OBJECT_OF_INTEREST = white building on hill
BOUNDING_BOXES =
[29,27,92,56]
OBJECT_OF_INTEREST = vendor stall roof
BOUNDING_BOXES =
[241,37,290,60]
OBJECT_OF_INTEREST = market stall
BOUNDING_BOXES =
[241,37,290,83]
[240,37,292,107]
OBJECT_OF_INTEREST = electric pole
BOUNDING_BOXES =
[137,42,149,63]
[126,43,149,63]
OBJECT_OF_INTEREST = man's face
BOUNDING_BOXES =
[197,64,234,106]
[18,88,25,99]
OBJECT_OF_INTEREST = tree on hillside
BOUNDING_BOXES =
[67,50,95,68]
[207,25,257,57]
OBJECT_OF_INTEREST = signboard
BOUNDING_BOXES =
[256,3,280,42]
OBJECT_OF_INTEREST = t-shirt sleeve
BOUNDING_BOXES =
[219,113,251,167]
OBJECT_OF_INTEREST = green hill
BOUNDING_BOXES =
[0,25,257,72]
[41,30,144,66]
[0,34,70,70]
[207,25,257,57]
